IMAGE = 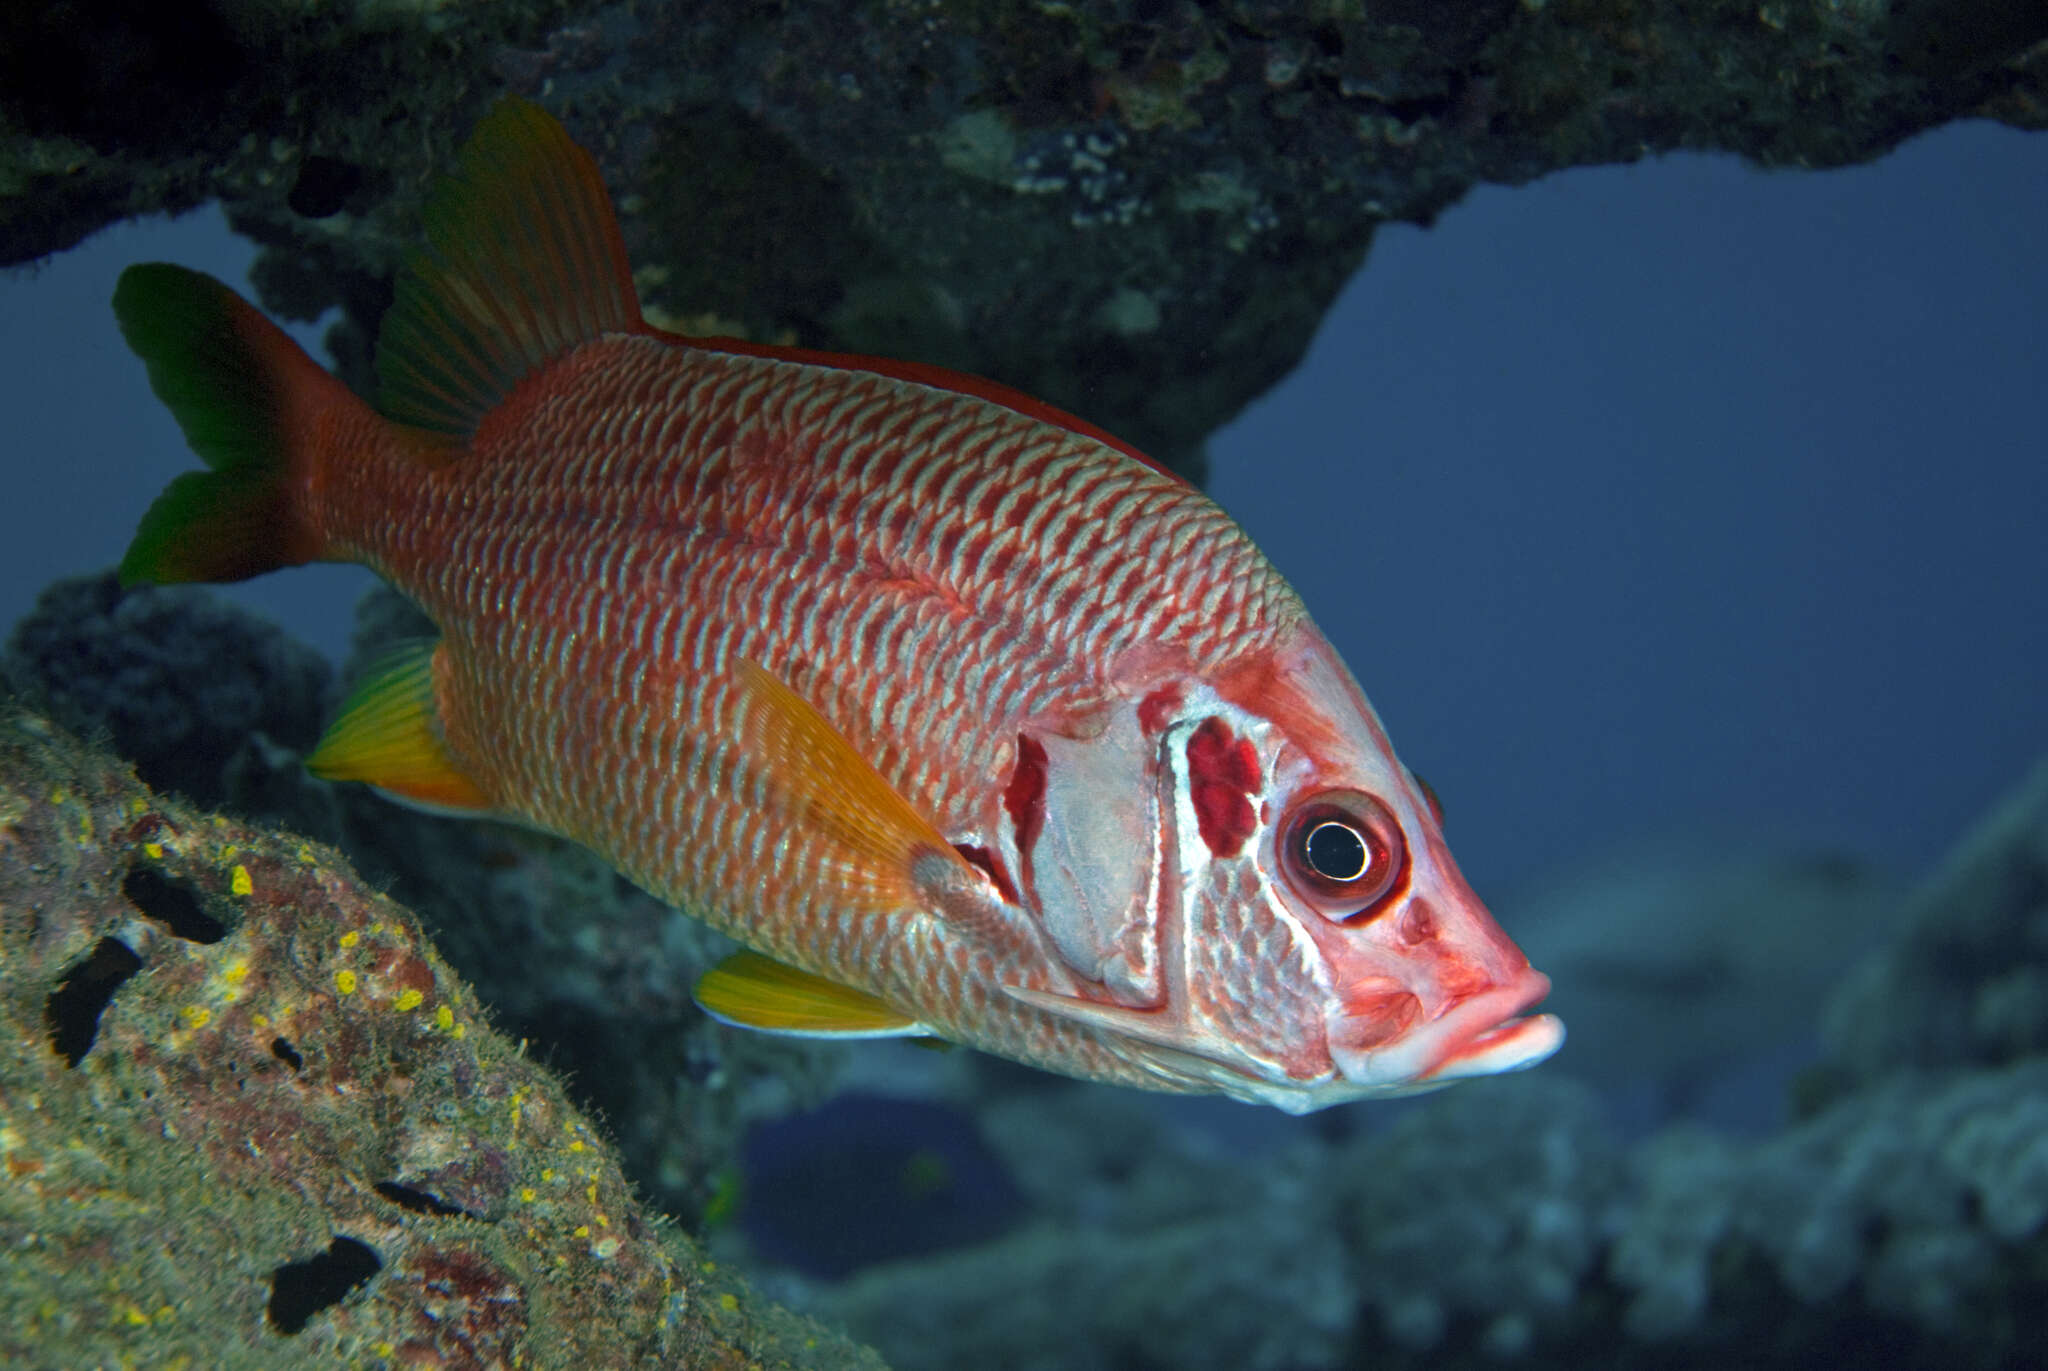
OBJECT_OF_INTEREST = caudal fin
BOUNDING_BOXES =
[113,263,339,585]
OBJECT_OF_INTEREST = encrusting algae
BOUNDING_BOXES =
[0,698,884,1369]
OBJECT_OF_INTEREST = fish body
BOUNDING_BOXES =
[114,100,1561,1112]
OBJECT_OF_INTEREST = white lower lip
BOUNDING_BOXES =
[1331,969,1565,1090]
[1424,1009,1567,1081]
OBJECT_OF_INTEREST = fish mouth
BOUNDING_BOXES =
[1419,982,1566,1084]
[1330,968,1564,1093]
[1081,967,1565,1115]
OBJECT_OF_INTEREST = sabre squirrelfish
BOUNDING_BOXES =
[114,99,1562,1112]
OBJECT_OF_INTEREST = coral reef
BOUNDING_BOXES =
[5,2,2043,475]
[0,694,886,1369]
[1508,839,1899,1130]
[1821,758,2048,1088]
[3,575,848,1228]
[1609,1062,2048,1353]
[1,572,331,807]
[811,1067,2048,1371]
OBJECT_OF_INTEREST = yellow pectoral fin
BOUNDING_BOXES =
[307,640,493,813]
[728,656,975,908]
[694,950,931,1039]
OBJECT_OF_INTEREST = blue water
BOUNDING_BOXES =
[4,98,2046,1371]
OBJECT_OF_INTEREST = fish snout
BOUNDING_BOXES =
[1328,962,1563,1093]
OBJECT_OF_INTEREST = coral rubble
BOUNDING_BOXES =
[0,695,886,1370]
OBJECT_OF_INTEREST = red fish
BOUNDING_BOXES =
[114,99,1561,1112]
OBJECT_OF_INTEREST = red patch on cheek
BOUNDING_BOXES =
[1185,717,1262,858]
[1434,953,1494,999]
[1004,733,1048,861]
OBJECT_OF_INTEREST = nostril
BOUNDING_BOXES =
[1396,901,1437,945]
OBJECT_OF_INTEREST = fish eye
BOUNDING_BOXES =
[1304,820,1369,881]
[1280,791,1407,922]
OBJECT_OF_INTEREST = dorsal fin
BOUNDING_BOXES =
[376,98,642,437]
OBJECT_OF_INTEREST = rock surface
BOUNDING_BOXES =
[5,1,2042,475]
[0,694,886,1371]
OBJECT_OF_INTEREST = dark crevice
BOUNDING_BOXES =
[375,1180,473,1219]
[270,1036,304,1071]
[266,1236,381,1335]
[45,937,143,1067]
[0,0,249,148]
[122,866,226,943]
[288,155,362,218]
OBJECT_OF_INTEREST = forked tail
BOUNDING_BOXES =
[113,263,355,585]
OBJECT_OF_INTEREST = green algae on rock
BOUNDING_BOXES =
[0,696,886,1371]
[3,573,852,1233]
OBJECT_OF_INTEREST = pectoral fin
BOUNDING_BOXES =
[728,656,975,909]
[695,950,930,1039]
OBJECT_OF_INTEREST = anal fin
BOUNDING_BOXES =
[306,640,493,813]
[695,950,931,1039]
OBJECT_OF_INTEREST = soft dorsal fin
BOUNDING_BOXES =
[376,98,643,437]
[694,950,929,1038]
[306,640,493,813]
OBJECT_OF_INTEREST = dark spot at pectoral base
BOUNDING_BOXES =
[952,843,1019,904]
[271,1036,304,1070]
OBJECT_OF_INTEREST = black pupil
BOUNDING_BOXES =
[1305,821,1369,881]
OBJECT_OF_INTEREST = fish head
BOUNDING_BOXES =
[1021,627,1563,1113]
